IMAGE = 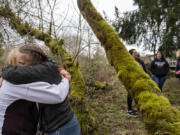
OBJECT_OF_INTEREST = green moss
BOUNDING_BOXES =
[49,39,56,48]
[58,38,64,46]
[44,36,51,44]
[94,81,106,89]
[75,61,79,68]
[62,61,73,67]
[132,79,160,99]
[69,67,85,99]
[16,23,25,35]
[63,53,72,61]
[71,97,99,135]
[34,29,44,40]
[2,7,99,134]
[134,91,180,134]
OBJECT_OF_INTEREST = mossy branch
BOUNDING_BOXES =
[0,6,85,99]
[0,5,98,135]
[77,0,180,134]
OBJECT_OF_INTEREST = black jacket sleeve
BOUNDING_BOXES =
[150,60,155,75]
[176,59,180,78]
[164,60,169,75]
[176,59,180,72]
[2,59,62,84]
[141,60,147,73]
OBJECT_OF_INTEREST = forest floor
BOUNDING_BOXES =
[84,77,180,135]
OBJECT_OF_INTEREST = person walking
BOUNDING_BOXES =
[150,51,169,91]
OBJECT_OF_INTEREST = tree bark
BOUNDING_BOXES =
[0,5,98,135]
[77,0,180,134]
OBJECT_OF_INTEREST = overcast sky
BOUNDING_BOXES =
[79,0,136,18]
[91,0,137,18]
[53,0,151,55]
[56,0,137,22]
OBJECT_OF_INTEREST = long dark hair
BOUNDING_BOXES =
[129,49,136,55]
[19,44,48,65]
[156,51,165,60]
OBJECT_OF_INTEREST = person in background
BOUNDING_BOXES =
[127,49,147,116]
[150,51,169,91]
[175,50,180,83]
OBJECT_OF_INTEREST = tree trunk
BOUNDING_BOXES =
[0,6,98,135]
[77,0,180,134]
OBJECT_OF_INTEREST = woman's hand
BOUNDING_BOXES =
[59,68,71,82]
[176,70,180,74]
[0,77,3,87]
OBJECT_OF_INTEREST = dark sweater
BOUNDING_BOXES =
[2,60,73,133]
[176,58,180,78]
[136,58,147,72]
[2,100,38,135]
[150,58,169,77]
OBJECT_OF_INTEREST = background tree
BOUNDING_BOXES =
[112,0,180,57]
[0,1,99,134]
[77,0,180,134]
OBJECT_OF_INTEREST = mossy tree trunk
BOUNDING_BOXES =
[0,5,98,135]
[77,0,180,134]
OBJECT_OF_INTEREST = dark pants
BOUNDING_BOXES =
[127,93,133,111]
[152,75,166,91]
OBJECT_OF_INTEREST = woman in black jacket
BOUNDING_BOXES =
[150,51,169,91]
[0,47,71,135]
[2,45,80,135]
[175,50,180,82]
[127,49,147,116]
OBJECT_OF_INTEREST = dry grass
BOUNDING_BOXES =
[84,81,147,135]
[163,77,180,108]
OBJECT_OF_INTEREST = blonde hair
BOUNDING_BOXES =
[5,44,48,66]
[6,48,19,66]
[176,50,180,58]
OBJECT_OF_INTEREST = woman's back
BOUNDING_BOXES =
[0,81,38,135]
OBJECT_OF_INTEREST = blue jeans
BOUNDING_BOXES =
[48,115,81,135]
[152,75,166,91]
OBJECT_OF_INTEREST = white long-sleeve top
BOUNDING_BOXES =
[0,79,69,134]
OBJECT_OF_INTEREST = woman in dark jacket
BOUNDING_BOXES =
[175,50,180,82]
[2,45,80,135]
[150,51,169,91]
[0,47,71,135]
[127,49,147,116]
